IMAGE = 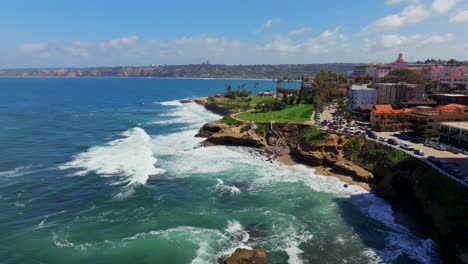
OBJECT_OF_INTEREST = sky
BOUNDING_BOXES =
[1,0,468,68]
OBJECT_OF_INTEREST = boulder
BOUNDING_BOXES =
[224,248,268,264]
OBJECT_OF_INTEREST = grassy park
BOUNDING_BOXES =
[236,103,314,122]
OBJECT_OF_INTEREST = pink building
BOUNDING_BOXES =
[373,53,468,83]
[373,53,408,81]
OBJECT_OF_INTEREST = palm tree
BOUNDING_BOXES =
[225,84,232,93]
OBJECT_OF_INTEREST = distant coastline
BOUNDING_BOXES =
[0,63,356,79]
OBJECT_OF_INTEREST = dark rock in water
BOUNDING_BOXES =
[344,184,348,188]
[222,248,268,264]
[179,99,192,103]
[246,223,268,243]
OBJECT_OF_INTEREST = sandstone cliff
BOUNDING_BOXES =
[343,138,468,263]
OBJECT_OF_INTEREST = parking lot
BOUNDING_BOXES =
[315,108,468,184]
[375,131,468,176]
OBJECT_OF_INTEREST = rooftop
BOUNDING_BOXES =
[373,104,414,114]
[350,84,374,90]
[440,122,468,130]
[434,94,468,97]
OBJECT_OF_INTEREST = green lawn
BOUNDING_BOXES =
[215,96,277,112]
[236,103,314,122]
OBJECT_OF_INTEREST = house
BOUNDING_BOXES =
[370,105,414,131]
[406,104,468,136]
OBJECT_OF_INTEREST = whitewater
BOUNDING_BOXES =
[0,78,441,264]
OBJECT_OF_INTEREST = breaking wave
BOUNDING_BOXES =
[59,127,164,185]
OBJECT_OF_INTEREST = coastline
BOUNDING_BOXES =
[190,96,372,192]
[276,153,372,192]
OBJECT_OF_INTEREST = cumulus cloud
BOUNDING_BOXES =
[255,18,282,33]
[450,10,468,23]
[364,0,460,33]
[364,4,431,32]
[366,33,454,49]
[259,28,349,56]
[431,0,457,14]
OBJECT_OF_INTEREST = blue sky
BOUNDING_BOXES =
[1,0,468,68]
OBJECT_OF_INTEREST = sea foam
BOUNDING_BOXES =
[59,127,164,185]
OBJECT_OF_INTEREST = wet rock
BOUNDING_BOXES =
[223,248,268,264]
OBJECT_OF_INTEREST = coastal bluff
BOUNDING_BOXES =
[196,117,468,263]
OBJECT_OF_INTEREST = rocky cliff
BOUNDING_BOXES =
[343,138,468,263]
[197,120,468,263]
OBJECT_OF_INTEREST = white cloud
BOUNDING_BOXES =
[256,18,282,33]
[259,28,349,56]
[432,0,457,14]
[367,33,454,49]
[364,4,431,32]
[450,10,468,23]
[385,0,418,6]
[18,43,49,54]
[287,27,310,36]
[102,35,139,48]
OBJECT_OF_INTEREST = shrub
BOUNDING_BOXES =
[302,126,328,145]
[220,115,243,126]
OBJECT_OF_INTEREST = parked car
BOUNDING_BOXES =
[400,143,414,151]
[379,137,388,142]
[398,134,413,141]
[388,139,399,145]
[414,149,425,156]
[434,144,447,151]
[328,125,339,130]
[368,132,378,139]
[424,141,435,148]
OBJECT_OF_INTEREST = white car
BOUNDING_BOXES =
[400,143,414,151]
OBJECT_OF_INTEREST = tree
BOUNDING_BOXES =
[380,69,424,84]
[225,84,232,93]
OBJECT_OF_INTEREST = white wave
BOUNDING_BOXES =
[214,179,241,196]
[0,164,46,178]
[149,102,221,127]
[218,220,252,259]
[351,194,406,231]
[59,127,165,185]
[352,194,439,263]
[158,100,183,106]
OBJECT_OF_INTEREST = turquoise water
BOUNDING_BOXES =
[0,78,440,263]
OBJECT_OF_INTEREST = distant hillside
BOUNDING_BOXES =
[0,64,357,79]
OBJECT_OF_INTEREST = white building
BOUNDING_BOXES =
[439,75,468,90]
[348,84,378,110]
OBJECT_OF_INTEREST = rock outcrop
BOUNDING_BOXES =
[290,134,374,183]
[223,248,268,264]
[196,121,267,148]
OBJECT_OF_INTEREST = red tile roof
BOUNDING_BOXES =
[438,104,466,110]
[373,104,414,114]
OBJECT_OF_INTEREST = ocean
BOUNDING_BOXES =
[0,78,440,263]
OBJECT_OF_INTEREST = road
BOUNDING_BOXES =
[319,105,336,122]
[375,131,468,173]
